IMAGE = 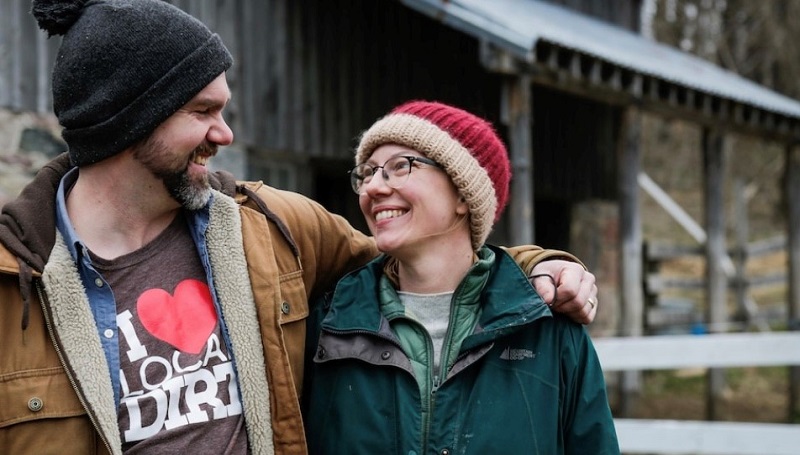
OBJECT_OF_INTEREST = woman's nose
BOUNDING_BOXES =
[362,170,392,195]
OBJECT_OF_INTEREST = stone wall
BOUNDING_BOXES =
[0,108,65,206]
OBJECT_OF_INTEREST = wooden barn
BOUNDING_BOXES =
[0,0,651,247]
[3,0,800,420]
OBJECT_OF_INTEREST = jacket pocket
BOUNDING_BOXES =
[278,271,310,397]
[0,367,97,453]
[278,270,309,325]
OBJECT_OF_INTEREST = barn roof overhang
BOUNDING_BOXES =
[399,0,800,142]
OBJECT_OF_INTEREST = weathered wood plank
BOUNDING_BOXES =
[614,418,800,455]
[594,332,800,371]
[598,333,800,454]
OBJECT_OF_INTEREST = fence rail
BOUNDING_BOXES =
[643,235,787,334]
[593,332,800,455]
[612,418,800,455]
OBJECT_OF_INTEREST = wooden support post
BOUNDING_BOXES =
[702,127,728,420]
[503,75,534,244]
[618,105,644,416]
[787,142,800,421]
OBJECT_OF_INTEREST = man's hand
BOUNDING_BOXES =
[529,260,598,325]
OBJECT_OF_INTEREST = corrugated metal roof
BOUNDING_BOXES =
[400,0,800,119]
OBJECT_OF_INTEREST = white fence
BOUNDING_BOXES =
[593,332,800,455]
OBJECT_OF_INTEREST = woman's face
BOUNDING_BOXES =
[358,144,470,258]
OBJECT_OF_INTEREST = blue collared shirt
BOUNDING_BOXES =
[56,168,122,406]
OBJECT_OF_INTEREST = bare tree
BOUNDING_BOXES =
[651,0,800,99]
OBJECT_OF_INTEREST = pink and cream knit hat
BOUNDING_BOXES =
[355,100,511,250]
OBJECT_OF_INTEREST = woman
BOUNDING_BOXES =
[303,101,619,454]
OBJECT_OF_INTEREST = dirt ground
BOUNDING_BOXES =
[618,366,791,423]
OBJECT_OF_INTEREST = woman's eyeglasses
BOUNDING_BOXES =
[349,155,441,194]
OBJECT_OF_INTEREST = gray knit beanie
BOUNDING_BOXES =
[31,0,233,166]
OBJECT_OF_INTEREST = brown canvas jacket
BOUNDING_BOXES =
[0,154,570,454]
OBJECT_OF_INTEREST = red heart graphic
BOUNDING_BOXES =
[137,279,217,355]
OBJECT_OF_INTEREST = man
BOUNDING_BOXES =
[0,1,599,454]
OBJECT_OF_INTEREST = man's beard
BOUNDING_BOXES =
[132,137,216,210]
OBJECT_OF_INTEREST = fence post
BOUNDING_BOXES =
[787,142,800,422]
[618,105,644,416]
[703,127,728,420]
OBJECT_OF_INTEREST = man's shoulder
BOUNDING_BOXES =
[233,180,334,242]
[236,180,308,198]
[235,180,319,213]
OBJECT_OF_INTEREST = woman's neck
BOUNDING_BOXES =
[395,241,475,294]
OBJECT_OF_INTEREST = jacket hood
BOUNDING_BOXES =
[0,152,239,273]
[0,153,71,272]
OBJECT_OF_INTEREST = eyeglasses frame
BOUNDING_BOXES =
[349,155,441,194]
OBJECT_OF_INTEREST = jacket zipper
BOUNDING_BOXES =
[422,280,494,454]
[422,331,437,451]
[36,282,114,454]
[422,289,460,455]
[431,374,441,393]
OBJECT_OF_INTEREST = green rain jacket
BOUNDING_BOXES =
[303,245,619,455]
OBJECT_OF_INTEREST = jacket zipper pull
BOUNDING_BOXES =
[431,375,441,396]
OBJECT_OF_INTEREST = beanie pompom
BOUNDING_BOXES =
[32,0,87,37]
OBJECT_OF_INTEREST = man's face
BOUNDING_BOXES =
[132,74,233,210]
[132,137,216,210]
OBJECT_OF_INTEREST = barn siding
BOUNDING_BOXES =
[0,0,634,244]
[0,0,631,163]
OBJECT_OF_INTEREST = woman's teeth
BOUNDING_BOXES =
[375,210,405,221]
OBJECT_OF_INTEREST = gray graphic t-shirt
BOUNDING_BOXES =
[91,212,247,454]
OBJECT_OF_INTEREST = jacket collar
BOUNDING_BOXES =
[322,245,552,339]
